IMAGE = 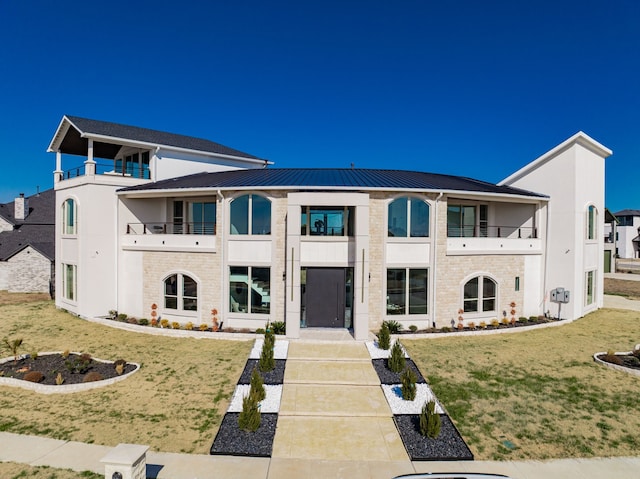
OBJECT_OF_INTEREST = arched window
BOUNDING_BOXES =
[230,194,271,235]
[463,275,496,313]
[388,197,429,237]
[164,274,198,311]
[63,198,76,235]
[586,205,597,240]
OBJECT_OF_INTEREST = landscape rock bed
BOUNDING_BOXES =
[210,412,278,457]
[394,414,474,461]
[237,359,286,384]
[372,358,426,384]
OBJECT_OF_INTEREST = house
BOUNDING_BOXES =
[0,189,55,294]
[48,116,611,339]
[604,209,640,260]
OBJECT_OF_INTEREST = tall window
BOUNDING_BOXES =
[586,205,597,240]
[230,194,271,235]
[172,200,216,234]
[164,274,198,312]
[229,266,270,314]
[447,204,488,237]
[463,276,496,313]
[585,270,595,306]
[63,264,76,301]
[63,198,76,235]
[386,268,428,315]
[115,151,150,179]
[301,206,354,236]
[388,197,429,237]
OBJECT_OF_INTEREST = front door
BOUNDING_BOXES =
[305,268,345,327]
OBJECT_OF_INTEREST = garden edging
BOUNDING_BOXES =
[593,351,640,377]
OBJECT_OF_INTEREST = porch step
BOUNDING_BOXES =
[284,359,380,385]
[286,341,370,361]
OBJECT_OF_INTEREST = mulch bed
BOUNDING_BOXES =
[394,414,474,461]
[372,358,426,384]
[395,317,563,334]
[596,353,640,370]
[0,353,136,385]
[210,413,278,457]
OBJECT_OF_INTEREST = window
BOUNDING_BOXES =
[447,204,488,237]
[388,197,429,237]
[229,266,270,314]
[301,206,354,236]
[585,270,595,306]
[164,274,198,312]
[63,198,76,235]
[171,200,216,234]
[386,268,428,315]
[115,150,150,179]
[230,194,271,235]
[62,264,76,301]
[586,205,597,240]
[463,276,496,313]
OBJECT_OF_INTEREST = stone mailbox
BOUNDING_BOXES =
[100,443,149,479]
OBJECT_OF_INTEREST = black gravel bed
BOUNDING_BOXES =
[210,412,278,457]
[394,414,474,461]
[238,359,286,384]
[372,358,426,384]
[0,353,136,385]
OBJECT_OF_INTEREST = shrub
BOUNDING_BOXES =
[185,322,194,331]
[138,318,149,326]
[457,322,464,331]
[108,310,117,319]
[150,318,158,327]
[127,317,138,325]
[479,321,487,329]
[238,392,261,432]
[383,320,403,334]
[419,400,441,439]
[468,321,476,330]
[271,321,286,335]
[160,319,169,328]
[23,371,44,383]
[377,322,391,350]
[601,350,623,366]
[66,354,92,374]
[114,359,126,375]
[30,351,38,360]
[518,317,528,323]
[529,316,538,322]
[255,328,266,335]
[199,323,209,331]
[171,322,181,330]
[408,325,418,333]
[388,341,406,373]
[3,337,23,362]
[400,367,417,401]
[83,371,103,383]
[259,333,275,372]
[250,367,266,402]
[55,372,64,385]
[61,349,70,359]
[491,319,500,328]
[501,318,509,326]
[117,313,128,321]
[440,326,451,333]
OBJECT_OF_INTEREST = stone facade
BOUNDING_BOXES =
[4,247,52,293]
[367,192,386,330]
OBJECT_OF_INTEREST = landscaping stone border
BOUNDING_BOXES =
[593,351,640,377]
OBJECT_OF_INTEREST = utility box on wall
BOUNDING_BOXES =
[551,287,570,303]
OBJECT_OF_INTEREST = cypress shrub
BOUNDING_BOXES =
[400,367,417,401]
[250,367,266,402]
[259,335,275,372]
[377,322,391,350]
[419,400,441,439]
[388,341,405,373]
[238,392,261,432]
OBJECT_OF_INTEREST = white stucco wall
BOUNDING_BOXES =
[154,149,264,181]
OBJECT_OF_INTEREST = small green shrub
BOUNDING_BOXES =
[255,328,266,335]
[30,351,38,360]
[3,337,23,362]
[117,313,128,321]
[383,320,402,333]
[377,322,391,350]
[419,400,441,438]
[259,333,275,372]
[250,368,266,402]
[83,371,103,383]
[271,321,286,335]
[441,326,452,332]
[138,318,149,326]
[23,371,44,383]
[408,325,418,333]
[61,349,70,359]
[388,341,406,373]
[185,322,194,330]
[400,367,417,401]
[491,319,500,328]
[199,323,209,331]
[171,321,181,330]
[66,354,92,374]
[529,316,538,322]
[238,392,261,432]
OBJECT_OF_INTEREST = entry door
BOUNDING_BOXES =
[306,268,345,327]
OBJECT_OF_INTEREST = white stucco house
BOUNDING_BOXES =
[48,116,611,339]
[604,209,640,259]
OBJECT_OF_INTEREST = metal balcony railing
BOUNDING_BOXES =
[126,222,216,235]
[61,162,151,180]
[447,225,537,239]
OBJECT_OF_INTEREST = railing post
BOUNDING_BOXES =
[518,228,521,239]
[143,224,147,234]
[497,227,501,238]
[126,224,130,234]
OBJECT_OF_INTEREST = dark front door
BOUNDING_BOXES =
[305,268,346,327]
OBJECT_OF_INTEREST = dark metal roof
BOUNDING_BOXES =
[119,168,547,198]
[0,189,55,261]
[57,116,264,161]
[614,209,640,217]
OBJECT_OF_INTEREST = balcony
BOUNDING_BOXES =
[446,224,541,255]
[60,161,151,181]
[121,222,216,252]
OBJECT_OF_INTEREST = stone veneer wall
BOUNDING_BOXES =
[6,247,52,293]
[434,199,526,327]
[367,193,387,331]
[268,192,287,325]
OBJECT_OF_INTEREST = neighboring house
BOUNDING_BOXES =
[48,115,611,339]
[0,189,55,294]
[604,209,640,259]
[603,209,618,273]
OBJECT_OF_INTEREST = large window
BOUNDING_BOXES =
[62,264,76,301]
[164,274,198,312]
[447,204,488,237]
[115,151,150,179]
[63,198,76,235]
[388,197,429,237]
[172,200,216,234]
[386,268,428,315]
[463,276,496,313]
[230,194,271,235]
[301,206,354,236]
[585,270,595,306]
[229,266,270,314]
[586,205,597,240]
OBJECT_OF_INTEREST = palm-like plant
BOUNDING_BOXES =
[3,337,24,363]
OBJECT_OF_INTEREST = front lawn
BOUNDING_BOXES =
[405,308,640,460]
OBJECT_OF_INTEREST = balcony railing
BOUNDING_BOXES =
[447,225,537,239]
[61,162,151,180]
[127,222,216,235]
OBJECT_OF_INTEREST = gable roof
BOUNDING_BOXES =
[118,168,547,199]
[0,189,55,261]
[48,115,268,164]
[614,209,640,217]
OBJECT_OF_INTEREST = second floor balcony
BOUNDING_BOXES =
[122,221,216,252]
[446,224,541,255]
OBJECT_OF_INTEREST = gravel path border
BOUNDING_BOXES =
[237,359,286,384]
[227,384,283,413]
[210,412,278,457]
[394,414,474,461]
[371,358,426,384]
[382,383,443,414]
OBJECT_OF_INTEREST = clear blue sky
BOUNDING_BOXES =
[0,0,638,211]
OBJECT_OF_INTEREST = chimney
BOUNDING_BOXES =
[15,193,28,221]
